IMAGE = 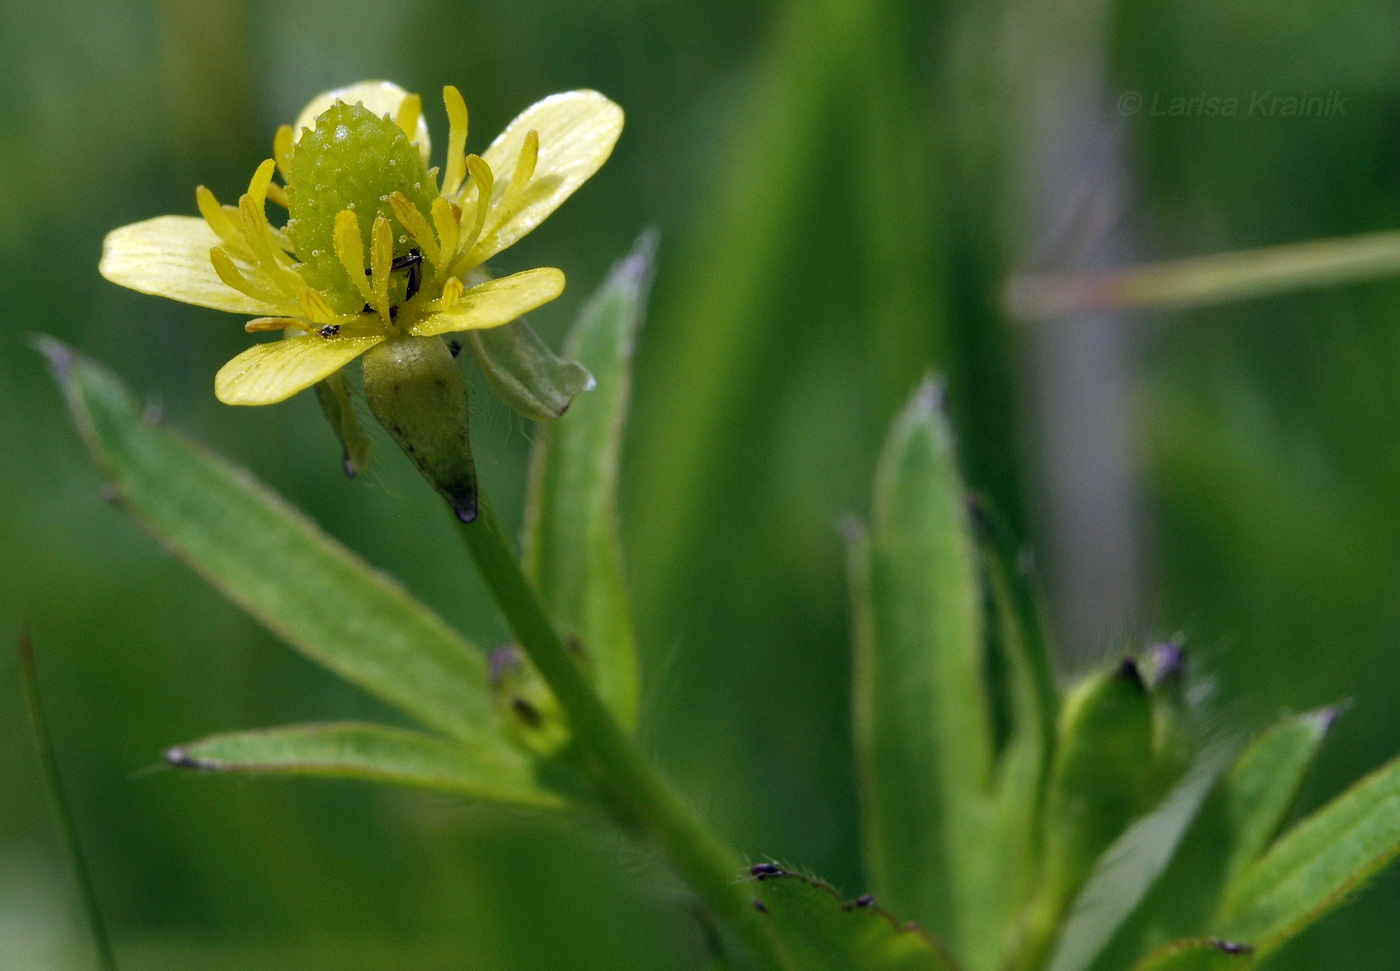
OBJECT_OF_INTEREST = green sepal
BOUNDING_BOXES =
[314,371,373,478]
[361,335,478,522]
[467,316,595,422]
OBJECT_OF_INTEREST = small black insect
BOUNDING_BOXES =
[318,324,340,338]
[391,248,424,302]
[448,339,463,357]
[750,863,782,879]
[363,247,425,304]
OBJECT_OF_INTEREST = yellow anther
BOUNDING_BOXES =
[265,181,290,209]
[246,159,277,211]
[196,186,247,254]
[210,248,290,306]
[441,85,470,197]
[388,192,442,266]
[451,155,495,276]
[245,317,299,332]
[272,125,294,180]
[370,216,394,320]
[238,192,302,295]
[298,288,341,325]
[394,93,423,143]
[431,197,459,272]
[333,209,377,307]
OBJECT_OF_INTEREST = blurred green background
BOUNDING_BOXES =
[3,0,1399,966]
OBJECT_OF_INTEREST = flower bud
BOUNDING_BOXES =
[361,335,478,521]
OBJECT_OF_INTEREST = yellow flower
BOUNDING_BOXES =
[100,81,623,406]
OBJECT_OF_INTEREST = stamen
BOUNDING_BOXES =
[394,93,423,143]
[196,186,249,256]
[468,129,540,265]
[272,125,294,180]
[431,197,459,272]
[441,85,470,197]
[387,192,442,266]
[237,159,304,294]
[245,317,299,332]
[246,158,277,211]
[333,210,378,308]
[239,193,303,295]
[266,181,290,209]
[210,248,290,307]
[369,216,394,320]
[450,155,494,277]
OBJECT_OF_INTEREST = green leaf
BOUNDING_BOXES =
[1215,748,1400,959]
[750,868,959,971]
[42,339,497,746]
[168,722,567,808]
[1128,939,1254,971]
[523,233,654,729]
[853,380,995,963]
[1217,707,1337,888]
[467,316,595,422]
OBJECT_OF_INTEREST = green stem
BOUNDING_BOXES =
[457,497,788,970]
[18,628,119,971]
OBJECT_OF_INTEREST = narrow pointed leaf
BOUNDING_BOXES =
[1215,750,1400,959]
[1218,707,1337,888]
[854,380,994,959]
[1129,939,1254,971]
[168,722,567,808]
[750,868,959,971]
[523,233,654,728]
[43,340,498,746]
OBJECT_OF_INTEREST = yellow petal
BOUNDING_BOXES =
[410,267,565,337]
[471,91,623,262]
[292,81,431,167]
[215,333,385,405]
[101,216,278,315]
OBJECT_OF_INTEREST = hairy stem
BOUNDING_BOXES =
[457,497,787,969]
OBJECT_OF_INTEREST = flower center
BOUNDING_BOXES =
[285,102,440,315]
